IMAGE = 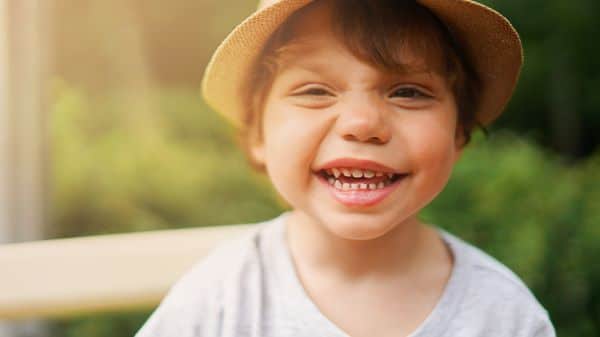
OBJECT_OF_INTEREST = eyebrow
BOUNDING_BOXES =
[284,60,330,75]
[276,47,435,78]
[281,59,437,82]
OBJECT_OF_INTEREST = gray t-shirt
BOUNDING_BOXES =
[136,213,556,337]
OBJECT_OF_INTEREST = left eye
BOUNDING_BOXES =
[389,87,430,99]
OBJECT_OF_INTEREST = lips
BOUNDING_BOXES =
[313,158,408,207]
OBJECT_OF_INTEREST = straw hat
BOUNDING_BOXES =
[201,0,523,127]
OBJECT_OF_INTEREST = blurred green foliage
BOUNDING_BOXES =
[480,0,600,157]
[49,83,282,238]
[423,133,600,336]
[48,85,599,336]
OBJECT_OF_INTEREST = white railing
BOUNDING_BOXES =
[0,225,252,320]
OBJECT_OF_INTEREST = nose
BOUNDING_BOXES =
[334,93,392,145]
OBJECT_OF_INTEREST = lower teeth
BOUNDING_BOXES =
[328,178,389,190]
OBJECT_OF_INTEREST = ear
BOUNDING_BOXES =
[249,139,266,165]
[453,125,467,163]
[453,142,464,163]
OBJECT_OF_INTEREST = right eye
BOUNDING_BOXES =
[287,84,337,109]
[292,86,334,96]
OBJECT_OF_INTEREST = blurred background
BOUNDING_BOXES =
[0,0,598,336]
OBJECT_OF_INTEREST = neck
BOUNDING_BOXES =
[286,211,431,280]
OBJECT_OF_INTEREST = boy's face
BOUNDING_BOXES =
[251,1,463,240]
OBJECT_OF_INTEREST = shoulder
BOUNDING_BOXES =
[439,229,556,337]
[135,215,284,337]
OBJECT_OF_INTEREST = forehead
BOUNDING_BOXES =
[270,0,450,77]
[274,36,433,87]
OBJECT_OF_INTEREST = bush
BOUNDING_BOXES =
[50,83,283,238]
[49,85,599,336]
[423,132,600,336]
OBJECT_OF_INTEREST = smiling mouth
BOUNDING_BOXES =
[317,167,406,191]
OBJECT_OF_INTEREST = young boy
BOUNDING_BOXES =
[137,0,556,336]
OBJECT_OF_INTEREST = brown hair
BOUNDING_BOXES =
[241,0,482,171]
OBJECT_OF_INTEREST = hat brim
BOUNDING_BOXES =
[201,0,523,128]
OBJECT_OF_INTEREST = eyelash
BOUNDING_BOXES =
[293,87,333,96]
[389,86,432,99]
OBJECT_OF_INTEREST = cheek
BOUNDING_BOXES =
[261,101,324,191]
[402,115,459,187]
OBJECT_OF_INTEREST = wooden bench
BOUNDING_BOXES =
[0,225,252,320]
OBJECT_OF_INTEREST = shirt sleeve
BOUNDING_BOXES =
[530,310,556,337]
[134,266,224,337]
[134,232,259,337]
[133,246,233,337]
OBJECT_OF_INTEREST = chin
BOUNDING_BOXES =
[321,214,399,241]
